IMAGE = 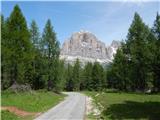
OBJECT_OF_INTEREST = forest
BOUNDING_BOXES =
[1,4,160,93]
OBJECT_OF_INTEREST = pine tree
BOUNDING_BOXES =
[91,62,104,91]
[106,65,116,89]
[152,12,160,91]
[7,5,33,84]
[1,15,12,89]
[54,60,66,92]
[72,59,81,91]
[152,12,160,40]
[65,63,74,91]
[107,12,155,92]
[108,47,130,90]
[30,20,40,48]
[41,19,60,91]
[82,62,93,90]
[29,20,46,89]
[1,14,6,87]
[126,12,151,91]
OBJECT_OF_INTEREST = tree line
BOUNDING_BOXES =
[1,5,160,93]
[1,5,62,91]
[1,5,107,92]
[107,12,160,92]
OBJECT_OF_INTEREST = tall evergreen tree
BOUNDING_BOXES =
[107,47,130,90]
[1,15,12,89]
[7,5,33,84]
[72,59,81,91]
[82,62,93,90]
[54,60,66,92]
[152,13,160,91]
[29,20,46,89]
[41,19,60,91]
[152,12,160,40]
[125,12,151,91]
[107,12,156,92]
[30,20,40,48]
[1,14,6,86]
[65,64,74,91]
[91,62,105,91]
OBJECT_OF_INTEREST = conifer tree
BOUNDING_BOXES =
[82,62,93,90]
[152,13,160,91]
[30,20,40,48]
[72,59,81,91]
[7,5,33,84]
[107,12,156,92]
[1,15,12,89]
[108,48,130,90]
[65,64,74,91]
[54,60,66,92]
[91,62,104,91]
[41,19,60,91]
[125,12,151,91]
[29,20,46,89]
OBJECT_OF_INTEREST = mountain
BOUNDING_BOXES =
[60,30,121,65]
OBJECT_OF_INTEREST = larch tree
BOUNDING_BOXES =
[7,5,33,84]
[125,12,151,91]
[152,12,160,91]
[41,19,60,91]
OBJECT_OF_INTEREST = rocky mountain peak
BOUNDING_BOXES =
[111,40,121,48]
[60,31,120,65]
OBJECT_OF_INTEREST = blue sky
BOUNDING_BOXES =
[2,1,160,46]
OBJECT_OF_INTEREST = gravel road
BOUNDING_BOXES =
[34,92,86,120]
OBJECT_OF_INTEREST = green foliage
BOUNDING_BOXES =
[29,20,40,48]
[29,20,46,89]
[152,12,160,40]
[85,91,160,120]
[65,64,74,91]
[107,12,160,92]
[126,13,151,90]
[107,48,130,91]
[91,62,106,91]
[1,5,33,89]
[81,62,93,90]
[152,13,160,91]
[41,19,60,91]
[64,61,107,91]
[52,59,66,92]
[72,59,81,91]
[2,4,160,93]
[1,5,62,92]
[1,90,65,112]
[41,19,60,58]
[1,111,21,120]
[8,5,33,84]
[1,14,12,89]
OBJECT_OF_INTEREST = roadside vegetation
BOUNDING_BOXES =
[85,91,160,120]
[2,90,64,112]
[2,111,21,120]
[1,110,34,120]
[1,90,65,119]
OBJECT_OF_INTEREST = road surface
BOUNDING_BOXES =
[34,92,86,120]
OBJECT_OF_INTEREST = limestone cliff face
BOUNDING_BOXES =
[60,30,121,65]
[106,40,121,60]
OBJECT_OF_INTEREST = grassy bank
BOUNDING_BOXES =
[1,111,21,120]
[85,91,160,120]
[1,90,65,120]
